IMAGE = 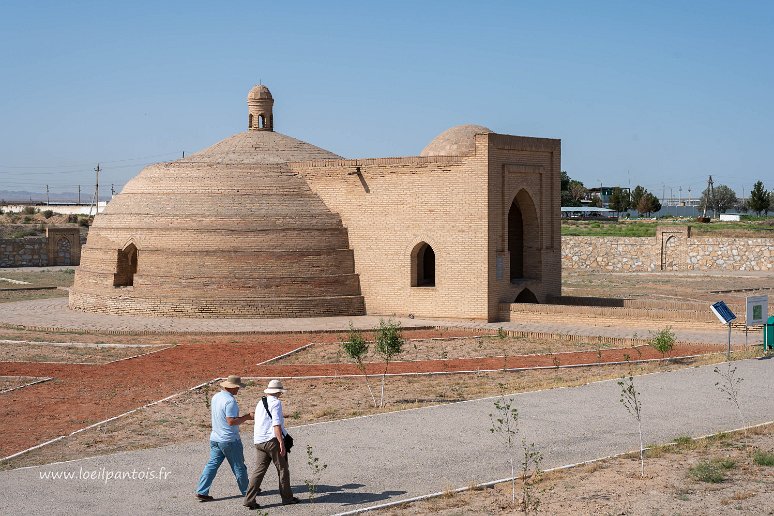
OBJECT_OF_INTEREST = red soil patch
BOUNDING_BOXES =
[0,328,474,457]
[0,331,717,458]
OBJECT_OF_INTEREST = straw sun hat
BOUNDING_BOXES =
[264,379,286,394]
[220,375,246,389]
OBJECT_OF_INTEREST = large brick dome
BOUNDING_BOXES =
[69,85,366,318]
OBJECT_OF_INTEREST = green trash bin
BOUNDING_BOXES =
[765,315,774,352]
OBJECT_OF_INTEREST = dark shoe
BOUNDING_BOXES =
[195,494,214,502]
[244,502,261,510]
[282,496,301,505]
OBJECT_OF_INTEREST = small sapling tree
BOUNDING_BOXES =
[304,444,328,500]
[714,363,746,435]
[618,373,645,477]
[649,326,675,358]
[341,324,377,407]
[490,396,520,506]
[520,439,543,513]
[374,318,404,407]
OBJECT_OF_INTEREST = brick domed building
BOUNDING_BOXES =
[70,85,561,321]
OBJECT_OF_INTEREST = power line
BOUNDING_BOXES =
[0,151,182,169]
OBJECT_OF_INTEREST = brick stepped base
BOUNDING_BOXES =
[69,292,366,318]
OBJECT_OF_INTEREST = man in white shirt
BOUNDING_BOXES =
[195,375,253,502]
[243,379,300,509]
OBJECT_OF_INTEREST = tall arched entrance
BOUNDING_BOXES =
[508,190,541,282]
[114,243,138,287]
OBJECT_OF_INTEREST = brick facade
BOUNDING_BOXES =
[70,86,561,321]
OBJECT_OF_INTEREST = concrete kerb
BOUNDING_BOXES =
[248,352,721,380]
[0,376,53,395]
[0,343,176,366]
[332,419,774,516]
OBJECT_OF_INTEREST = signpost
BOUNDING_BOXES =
[710,301,736,359]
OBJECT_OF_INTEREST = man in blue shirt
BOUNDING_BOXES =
[195,375,253,502]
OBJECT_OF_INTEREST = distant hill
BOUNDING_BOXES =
[0,190,112,204]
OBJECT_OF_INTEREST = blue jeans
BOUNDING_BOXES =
[196,439,249,496]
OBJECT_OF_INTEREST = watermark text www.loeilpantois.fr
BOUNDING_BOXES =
[39,466,171,484]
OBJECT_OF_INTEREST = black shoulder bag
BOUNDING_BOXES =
[261,396,293,452]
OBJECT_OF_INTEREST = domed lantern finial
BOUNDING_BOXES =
[247,84,274,131]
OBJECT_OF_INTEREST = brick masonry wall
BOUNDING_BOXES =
[0,237,48,267]
[562,231,772,272]
[293,133,562,322]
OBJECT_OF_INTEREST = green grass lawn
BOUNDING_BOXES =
[562,218,774,237]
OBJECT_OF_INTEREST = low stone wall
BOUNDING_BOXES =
[562,228,772,272]
[0,227,81,268]
[0,238,48,267]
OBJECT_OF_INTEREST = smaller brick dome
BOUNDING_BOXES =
[248,84,273,100]
[420,124,491,157]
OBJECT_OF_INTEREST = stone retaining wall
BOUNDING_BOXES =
[0,238,47,267]
[562,227,771,272]
[0,227,81,268]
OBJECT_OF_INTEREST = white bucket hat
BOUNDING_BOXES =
[264,379,286,394]
[220,375,246,389]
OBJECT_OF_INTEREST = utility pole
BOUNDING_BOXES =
[78,185,81,205]
[46,184,50,206]
[111,184,115,197]
[94,163,101,215]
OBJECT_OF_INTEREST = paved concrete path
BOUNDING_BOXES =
[2,357,771,515]
[0,297,755,346]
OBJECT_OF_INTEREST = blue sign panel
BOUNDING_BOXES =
[710,301,737,324]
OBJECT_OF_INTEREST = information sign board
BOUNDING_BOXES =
[710,301,736,324]
[745,295,768,326]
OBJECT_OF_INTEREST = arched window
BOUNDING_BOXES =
[249,113,254,129]
[259,114,265,129]
[411,242,435,287]
[114,243,138,287]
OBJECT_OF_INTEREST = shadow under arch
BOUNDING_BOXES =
[514,288,539,304]
[508,189,541,282]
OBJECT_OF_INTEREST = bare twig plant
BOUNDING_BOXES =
[374,318,404,408]
[714,363,746,435]
[520,439,543,513]
[490,395,520,506]
[618,373,645,477]
[341,324,377,407]
[304,444,328,500]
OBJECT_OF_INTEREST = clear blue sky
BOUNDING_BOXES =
[1,1,771,200]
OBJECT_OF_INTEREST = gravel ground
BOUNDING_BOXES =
[1,357,771,515]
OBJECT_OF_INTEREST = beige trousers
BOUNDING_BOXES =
[243,438,293,505]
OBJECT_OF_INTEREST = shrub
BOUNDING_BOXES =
[78,217,90,227]
[23,215,33,223]
[23,206,36,215]
[42,209,54,219]
[753,450,774,466]
[649,326,675,357]
[689,459,735,483]
[67,214,78,223]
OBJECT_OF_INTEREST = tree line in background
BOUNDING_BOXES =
[560,172,772,217]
